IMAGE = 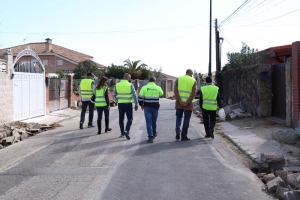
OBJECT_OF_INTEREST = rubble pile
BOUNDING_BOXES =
[257,153,300,199]
[0,122,53,150]
[193,100,253,122]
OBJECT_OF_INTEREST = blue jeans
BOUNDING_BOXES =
[96,106,109,120]
[118,103,133,135]
[175,109,192,138]
[144,107,158,138]
[80,101,94,126]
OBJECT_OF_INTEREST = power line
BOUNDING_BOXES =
[0,24,206,35]
[98,27,207,58]
[225,0,285,25]
[219,29,238,51]
[236,7,300,26]
[220,0,251,26]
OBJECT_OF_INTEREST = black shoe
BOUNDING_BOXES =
[79,122,83,129]
[148,138,154,143]
[153,132,158,138]
[181,137,190,141]
[97,131,101,135]
[88,124,95,128]
[105,120,112,132]
[175,131,180,140]
[209,129,214,139]
[204,134,210,138]
[124,131,130,140]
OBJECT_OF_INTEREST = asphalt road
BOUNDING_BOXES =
[0,99,270,200]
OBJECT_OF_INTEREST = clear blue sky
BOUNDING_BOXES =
[1,0,299,77]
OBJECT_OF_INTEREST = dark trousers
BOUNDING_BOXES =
[175,109,192,138]
[80,101,95,126]
[96,106,109,120]
[118,103,133,135]
[202,109,216,135]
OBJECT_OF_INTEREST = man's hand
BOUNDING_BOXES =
[134,106,138,111]
[107,106,110,111]
[179,100,188,107]
[140,105,144,111]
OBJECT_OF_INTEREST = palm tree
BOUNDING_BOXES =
[123,59,148,79]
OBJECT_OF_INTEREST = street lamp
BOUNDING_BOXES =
[219,37,224,69]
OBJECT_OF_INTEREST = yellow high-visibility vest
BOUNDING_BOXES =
[95,87,107,107]
[116,80,132,103]
[201,85,219,110]
[178,75,196,103]
[80,79,93,101]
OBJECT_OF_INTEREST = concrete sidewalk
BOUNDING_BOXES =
[21,108,82,125]
[219,122,297,164]
[21,107,298,166]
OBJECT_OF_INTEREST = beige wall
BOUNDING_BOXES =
[0,53,14,124]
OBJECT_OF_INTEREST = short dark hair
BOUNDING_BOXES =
[186,69,193,75]
[205,76,212,83]
[87,72,94,77]
[149,76,156,82]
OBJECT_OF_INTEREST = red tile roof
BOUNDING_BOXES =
[0,42,106,68]
[161,72,177,79]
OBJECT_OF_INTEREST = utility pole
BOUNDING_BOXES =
[215,19,220,86]
[208,0,212,77]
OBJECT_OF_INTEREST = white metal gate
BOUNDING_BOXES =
[13,47,45,121]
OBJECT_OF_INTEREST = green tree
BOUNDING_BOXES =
[104,64,128,79]
[123,59,149,79]
[222,43,261,71]
[73,60,104,80]
[55,69,66,78]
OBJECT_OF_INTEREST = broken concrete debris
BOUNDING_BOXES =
[256,153,300,199]
[0,122,53,150]
[193,100,252,122]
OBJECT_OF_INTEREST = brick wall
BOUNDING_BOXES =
[68,75,81,107]
[292,41,300,128]
[16,55,77,73]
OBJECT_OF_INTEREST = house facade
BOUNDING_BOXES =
[0,39,106,122]
[0,38,106,74]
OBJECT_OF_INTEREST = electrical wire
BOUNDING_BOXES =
[219,28,238,51]
[0,24,206,35]
[225,0,286,25]
[98,26,207,58]
[220,0,251,26]
[234,7,300,27]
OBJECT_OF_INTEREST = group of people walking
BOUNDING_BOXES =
[78,69,222,143]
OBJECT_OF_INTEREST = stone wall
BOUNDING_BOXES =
[0,51,14,124]
[222,64,272,117]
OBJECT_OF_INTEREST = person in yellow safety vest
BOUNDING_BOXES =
[95,76,112,135]
[138,76,164,143]
[199,76,222,139]
[79,72,96,129]
[113,73,139,140]
[174,69,197,141]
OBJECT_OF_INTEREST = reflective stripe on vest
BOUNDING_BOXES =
[201,85,219,110]
[178,75,196,103]
[80,79,93,101]
[95,87,107,107]
[116,80,132,103]
[138,82,162,103]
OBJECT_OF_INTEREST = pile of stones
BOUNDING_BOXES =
[193,100,252,122]
[0,122,52,150]
[257,153,300,199]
